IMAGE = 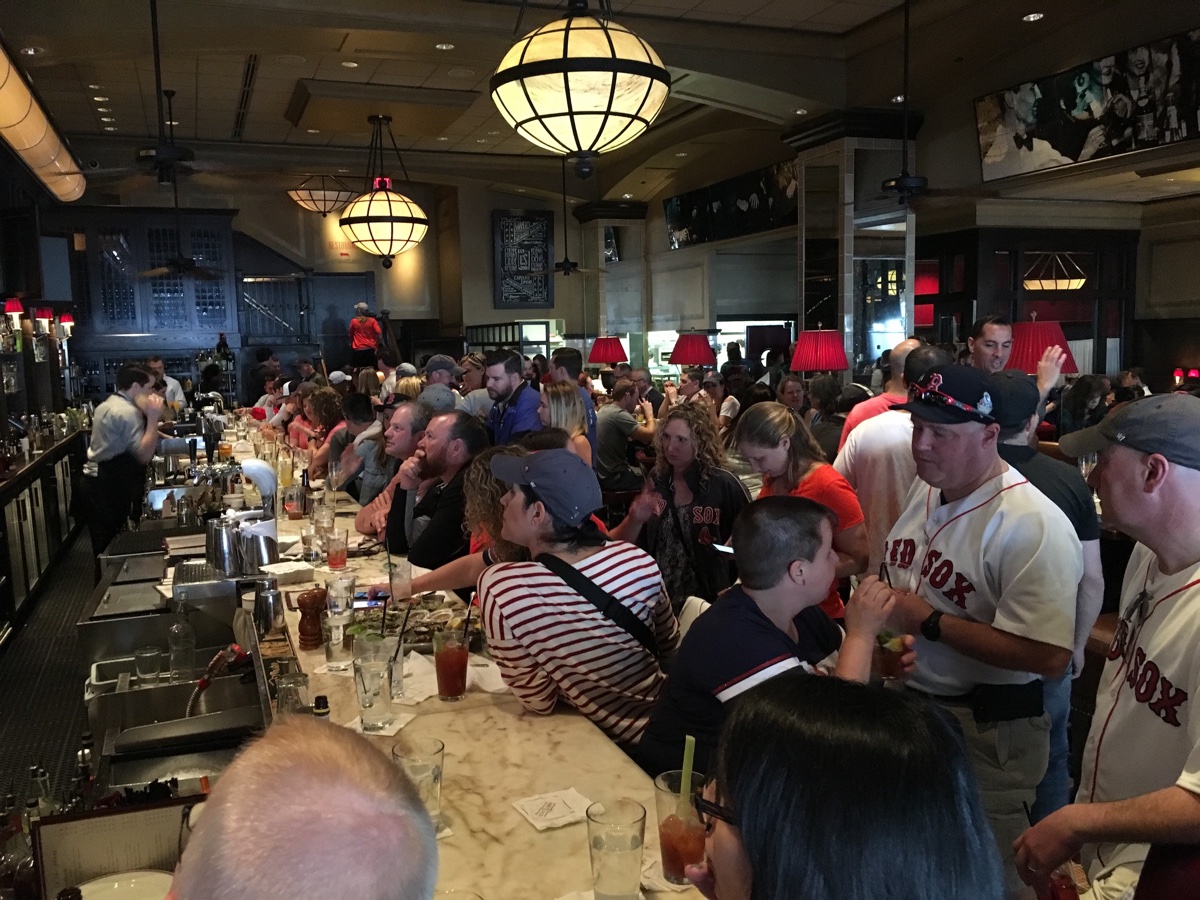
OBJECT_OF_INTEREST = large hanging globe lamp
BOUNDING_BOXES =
[288,174,357,217]
[338,115,429,268]
[490,0,671,164]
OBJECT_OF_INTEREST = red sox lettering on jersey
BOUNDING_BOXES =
[648,496,721,545]
[1106,621,1189,727]
[887,537,979,609]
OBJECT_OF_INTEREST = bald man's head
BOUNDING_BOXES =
[889,338,923,380]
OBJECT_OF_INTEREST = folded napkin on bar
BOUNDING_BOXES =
[394,652,510,706]
[341,712,415,735]
[311,663,354,677]
[640,857,693,893]
[512,788,592,831]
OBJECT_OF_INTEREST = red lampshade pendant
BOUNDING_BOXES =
[588,336,628,365]
[791,329,848,372]
[1006,317,1078,375]
[669,332,716,366]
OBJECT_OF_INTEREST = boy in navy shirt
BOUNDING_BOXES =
[636,496,909,776]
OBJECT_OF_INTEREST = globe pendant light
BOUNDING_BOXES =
[339,115,429,268]
[490,0,670,170]
[288,174,357,217]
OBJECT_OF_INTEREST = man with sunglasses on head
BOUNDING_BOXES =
[1014,394,1200,900]
[882,364,1082,900]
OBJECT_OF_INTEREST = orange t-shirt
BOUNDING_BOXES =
[758,463,864,620]
[349,316,382,351]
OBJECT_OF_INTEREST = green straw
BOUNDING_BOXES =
[680,735,696,802]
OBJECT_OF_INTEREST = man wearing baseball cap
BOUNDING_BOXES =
[478,449,679,748]
[349,302,382,368]
[883,365,1083,898]
[1015,394,1200,900]
[423,355,466,409]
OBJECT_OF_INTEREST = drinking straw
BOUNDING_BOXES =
[679,734,697,811]
[461,601,473,641]
[391,601,413,667]
[380,537,396,637]
[1022,801,1034,826]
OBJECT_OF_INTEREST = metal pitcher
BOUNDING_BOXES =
[206,518,241,577]
[254,588,285,639]
[240,531,278,576]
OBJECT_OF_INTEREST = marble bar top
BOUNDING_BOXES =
[273,500,702,900]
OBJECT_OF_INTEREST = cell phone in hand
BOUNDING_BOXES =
[711,543,735,555]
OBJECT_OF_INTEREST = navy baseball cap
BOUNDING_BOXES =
[1060,393,1200,471]
[424,354,464,377]
[989,371,1040,429]
[896,364,1000,425]
[491,449,603,527]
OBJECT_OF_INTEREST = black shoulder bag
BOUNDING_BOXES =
[535,552,659,661]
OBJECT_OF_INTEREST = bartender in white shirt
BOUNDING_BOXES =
[146,355,185,406]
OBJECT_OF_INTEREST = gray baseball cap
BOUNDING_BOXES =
[424,354,464,377]
[1060,393,1200,471]
[397,362,418,377]
[491,449,602,528]
[418,382,458,412]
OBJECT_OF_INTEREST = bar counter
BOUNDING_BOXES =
[274,501,701,899]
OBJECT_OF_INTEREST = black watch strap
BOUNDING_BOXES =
[920,610,944,642]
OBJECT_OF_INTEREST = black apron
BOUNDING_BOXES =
[85,395,149,555]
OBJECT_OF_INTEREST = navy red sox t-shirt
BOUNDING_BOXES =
[635,585,842,776]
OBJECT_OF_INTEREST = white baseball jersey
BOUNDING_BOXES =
[833,409,916,575]
[1077,542,1200,883]
[883,466,1082,696]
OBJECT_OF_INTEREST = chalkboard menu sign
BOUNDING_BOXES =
[492,209,554,310]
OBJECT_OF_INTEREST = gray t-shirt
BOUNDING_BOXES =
[460,388,494,420]
[596,403,638,480]
[84,392,146,476]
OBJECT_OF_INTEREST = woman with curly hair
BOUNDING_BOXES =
[537,380,592,466]
[303,386,345,480]
[735,401,867,620]
[611,403,750,609]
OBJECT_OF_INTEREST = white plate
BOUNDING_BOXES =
[78,870,173,900]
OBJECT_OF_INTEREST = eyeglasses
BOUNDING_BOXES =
[692,790,738,832]
[910,383,993,420]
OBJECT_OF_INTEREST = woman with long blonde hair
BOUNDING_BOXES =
[735,401,868,620]
[611,402,749,609]
[537,380,592,466]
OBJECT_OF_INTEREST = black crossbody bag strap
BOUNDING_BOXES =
[535,553,659,660]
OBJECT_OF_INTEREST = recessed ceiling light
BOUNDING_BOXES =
[447,68,476,78]
[88,83,102,90]
[891,94,905,104]
[792,107,808,115]
[165,120,179,126]
[436,136,449,141]
[19,47,44,56]
[1166,177,1176,182]
[341,60,359,68]
[93,96,109,102]
[674,151,688,157]
[276,54,307,64]
[100,116,115,122]
[516,188,525,193]
[1022,12,1044,22]
[103,126,117,132]
[337,168,349,173]
[476,138,487,143]
[435,42,455,51]
[96,108,112,114]
[306,128,320,133]
[487,130,500,135]
[622,193,633,199]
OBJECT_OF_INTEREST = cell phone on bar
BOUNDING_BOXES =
[352,591,389,609]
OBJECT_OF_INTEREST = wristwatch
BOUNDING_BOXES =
[920,610,944,642]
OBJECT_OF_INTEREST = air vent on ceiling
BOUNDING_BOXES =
[232,54,259,140]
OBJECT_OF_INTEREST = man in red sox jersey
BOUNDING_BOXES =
[1015,394,1200,900]
[883,365,1082,900]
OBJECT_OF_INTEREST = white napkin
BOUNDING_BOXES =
[342,712,416,735]
[395,653,438,705]
[467,654,510,693]
[311,663,354,677]
[640,857,693,893]
[512,788,592,831]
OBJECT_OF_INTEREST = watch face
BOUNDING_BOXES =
[921,611,942,641]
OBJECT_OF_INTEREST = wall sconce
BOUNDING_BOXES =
[34,307,52,334]
[58,311,73,338]
[1176,368,1185,386]
[4,298,23,331]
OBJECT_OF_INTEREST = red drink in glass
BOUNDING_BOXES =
[327,547,347,570]
[434,631,468,701]
[1044,870,1077,900]
[658,813,707,883]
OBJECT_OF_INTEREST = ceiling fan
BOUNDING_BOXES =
[530,158,596,278]
[877,0,996,209]
[137,0,221,281]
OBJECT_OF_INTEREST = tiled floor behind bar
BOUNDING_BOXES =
[0,530,94,799]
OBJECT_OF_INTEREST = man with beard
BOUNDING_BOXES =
[386,409,488,570]
[354,400,432,542]
[483,349,542,444]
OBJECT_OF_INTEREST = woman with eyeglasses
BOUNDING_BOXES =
[687,672,1005,900]
[458,352,495,421]
[735,401,869,621]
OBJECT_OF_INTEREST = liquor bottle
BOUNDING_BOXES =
[169,597,196,684]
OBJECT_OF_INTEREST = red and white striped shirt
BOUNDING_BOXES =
[478,541,680,746]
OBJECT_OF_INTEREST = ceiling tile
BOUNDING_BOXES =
[803,1,885,27]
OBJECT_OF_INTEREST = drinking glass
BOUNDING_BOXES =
[433,630,469,701]
[321,609,354,672]
[275,672,310,716]
[586,798,645,900]
[392,737,444,829]
[874,632,906,682]
[328,459,342,492]
[325,574,356,613]
[353,656,394,732]
[283,484,305,520]
[300,523,321,562]
[133,647,161,687]
[653,771,706,884]
[326,529,348,570]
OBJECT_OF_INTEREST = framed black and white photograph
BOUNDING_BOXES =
[492,210,554,310]
[976,27,1200,182]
